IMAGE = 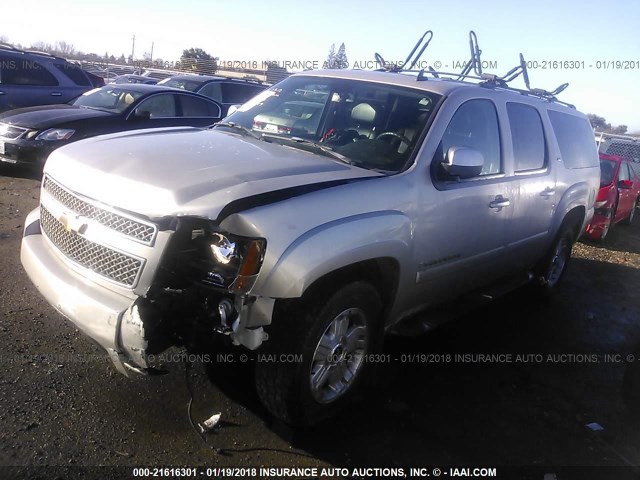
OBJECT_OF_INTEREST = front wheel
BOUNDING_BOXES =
[534,225,575,293]
[255,281,382,426]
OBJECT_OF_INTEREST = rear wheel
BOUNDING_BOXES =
[534,224,575,293]
[255,281,382,426]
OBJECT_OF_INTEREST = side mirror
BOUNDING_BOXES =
[618,179,634,190]
[226,104,241,116]
[131,108,151,120]
[441,146,484,179]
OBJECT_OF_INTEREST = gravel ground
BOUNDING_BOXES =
[1,165,640,480]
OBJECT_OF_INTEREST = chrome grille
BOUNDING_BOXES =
[43,176,156,244]
[40,206,143,287]
[0,123,28,140]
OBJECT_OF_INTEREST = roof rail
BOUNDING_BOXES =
[373,30,573,107]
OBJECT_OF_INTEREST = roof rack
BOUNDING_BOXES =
[595,131,640,142]
[374,30,574,107]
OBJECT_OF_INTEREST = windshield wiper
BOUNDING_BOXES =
[212,122,261,140]
[260,134,354,165]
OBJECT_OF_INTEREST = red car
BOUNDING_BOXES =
[585,153,640,240]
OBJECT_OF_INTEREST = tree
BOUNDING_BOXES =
[587,114,627,135]
[334,43,348,69]
[55,41,75,56]
[324,43,336,69]
[0,35,8,44]
[180,47,217,75]
[30,41,54,53]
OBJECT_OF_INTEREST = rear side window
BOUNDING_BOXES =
[54,63,90,86]
[179,95,220,117]
[507,103,546,171]
[0,57,58,86]
[221,82,262,104]
[548,110,598,169]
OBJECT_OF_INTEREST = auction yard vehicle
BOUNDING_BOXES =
[20,33,600,425]
[584,153,640,241]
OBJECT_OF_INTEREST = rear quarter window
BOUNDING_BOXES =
[548,110,598,169]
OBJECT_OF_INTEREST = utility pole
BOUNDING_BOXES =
[131,35,135,61]
[150,41,154,63]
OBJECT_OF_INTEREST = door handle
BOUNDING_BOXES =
[50,92,62,96]
[489,195,510,210]
[540,187,555,198]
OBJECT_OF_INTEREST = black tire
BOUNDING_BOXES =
[622,197,637,225]
[534,224,575,294]
[255,281,382,426]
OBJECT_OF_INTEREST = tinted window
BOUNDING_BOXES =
[0,57,58,86]
[221,82,261,104]
[198,82,222,102]
[507,103,545,171]
[54,63,90,86]
[548,110,598,169]
[137,94,176,118]
[439,99,501,175]
[179,95,220,117]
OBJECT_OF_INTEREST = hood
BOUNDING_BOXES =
[0,105,112,129]
[44,127,382,220]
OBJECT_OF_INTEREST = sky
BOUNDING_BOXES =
[2,0,639,131]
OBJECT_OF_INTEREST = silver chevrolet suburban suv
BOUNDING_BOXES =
[21,68,600,425]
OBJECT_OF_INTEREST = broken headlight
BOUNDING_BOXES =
[194,229,266,294]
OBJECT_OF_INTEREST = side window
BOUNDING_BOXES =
[137,94,176,118]
[221,82,254,104]
[0,57,58,86]
[619,163,630,181]
[54,63,90,86]
[507,103,546,171]
[438,99,501,176]
[179,95,220,117]
[198,82,222,102]
[548,110,599,169]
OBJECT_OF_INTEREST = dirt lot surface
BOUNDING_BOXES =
[1,164,640,480]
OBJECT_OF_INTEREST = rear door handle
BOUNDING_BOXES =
[50,92,62,96]
[489,195,510,211]
[540,187,555,198]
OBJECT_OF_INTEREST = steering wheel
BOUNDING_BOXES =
[376,131,411,147]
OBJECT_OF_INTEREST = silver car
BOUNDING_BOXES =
[21,68,600,426]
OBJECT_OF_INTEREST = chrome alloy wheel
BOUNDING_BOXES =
[309,308,368,404]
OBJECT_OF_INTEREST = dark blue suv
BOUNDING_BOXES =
[0,44,104,112]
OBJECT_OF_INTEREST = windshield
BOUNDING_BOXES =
[599,159,617,187]
[224,75,440,172]
[71,87,145,113]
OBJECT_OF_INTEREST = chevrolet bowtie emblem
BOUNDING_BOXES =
[58,212,88,235]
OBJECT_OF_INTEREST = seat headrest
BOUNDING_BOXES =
[351,103,376,123]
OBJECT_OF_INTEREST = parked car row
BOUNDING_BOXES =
[0,44,269,169]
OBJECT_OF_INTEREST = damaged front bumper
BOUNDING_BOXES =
[21,209,146,375]
[21,208,274,376]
